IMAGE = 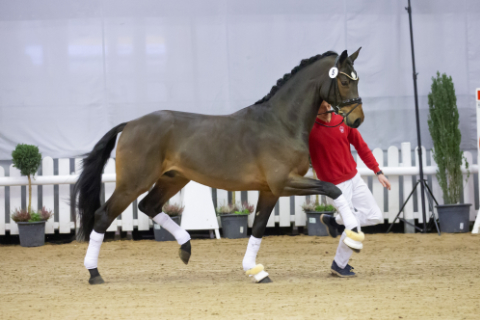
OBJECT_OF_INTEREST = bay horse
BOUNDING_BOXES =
[73,48,365,284]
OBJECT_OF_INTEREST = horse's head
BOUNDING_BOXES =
[322,48,364,128]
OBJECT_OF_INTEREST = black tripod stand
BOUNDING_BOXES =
[387,178,440,234]
[386,0,440,235]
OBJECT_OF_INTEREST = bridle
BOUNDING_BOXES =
[316,54,362,128]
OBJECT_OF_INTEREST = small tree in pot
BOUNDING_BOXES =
[217,202,254,239]
[11,144,53,247]
[428,72,471,232]
[153,203,184,241]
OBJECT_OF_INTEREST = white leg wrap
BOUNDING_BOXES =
[243,236,262,271]
[332,195,358,231]
[153,213,191,245]
[84,230,104,270]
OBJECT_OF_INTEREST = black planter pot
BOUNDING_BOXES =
[436,204,471,233]
[153,216,182,241]
[305,211,334,236]
[17,221,46,247]
[220,214,248,239]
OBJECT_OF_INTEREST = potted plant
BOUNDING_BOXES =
[11,144,53,247]
[153,203,184,241]
[428,72,471,233]
[302,202,336,236]
[11,207,53,247]
[217,202,254,239]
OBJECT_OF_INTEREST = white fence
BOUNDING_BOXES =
[0,142,477,236]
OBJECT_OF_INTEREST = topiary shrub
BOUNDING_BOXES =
[427,72,468,204]
[11,144,42,214]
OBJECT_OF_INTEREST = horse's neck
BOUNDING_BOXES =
[268,77,320,137]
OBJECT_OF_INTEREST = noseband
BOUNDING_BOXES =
[316,55,362,128]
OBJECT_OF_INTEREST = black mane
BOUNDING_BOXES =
[254,51,338,105]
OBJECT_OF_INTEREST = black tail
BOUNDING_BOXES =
[73,122,127,241]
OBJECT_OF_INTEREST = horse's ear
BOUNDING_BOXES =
[338,50,348,66]
[349,47,362,64]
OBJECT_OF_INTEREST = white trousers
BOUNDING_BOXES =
[327,173,384,268]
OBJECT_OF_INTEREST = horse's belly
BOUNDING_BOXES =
[174,166,269,192]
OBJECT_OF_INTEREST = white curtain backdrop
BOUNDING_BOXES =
[0,0,479,159]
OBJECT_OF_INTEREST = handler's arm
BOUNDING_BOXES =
[349,129,391,190]
[348,128,380,174]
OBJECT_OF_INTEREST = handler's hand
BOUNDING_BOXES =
[378,174,391,190]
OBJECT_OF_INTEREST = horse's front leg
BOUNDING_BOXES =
[282,176,365,252]
[242,191,278,283]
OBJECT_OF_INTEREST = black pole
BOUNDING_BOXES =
[406,0,427,232]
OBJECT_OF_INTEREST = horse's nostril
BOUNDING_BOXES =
[352,118,361,128]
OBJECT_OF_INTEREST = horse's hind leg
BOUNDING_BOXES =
[138,174,192,264]
[85,187,146,285]
[242,191,278,283]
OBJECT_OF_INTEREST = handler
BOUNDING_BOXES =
[310,100,391,277]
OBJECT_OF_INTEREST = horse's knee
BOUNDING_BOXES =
[137,198,148,214]
[138,196,163,218]
[93,206,111,233]
[323,182,342,199]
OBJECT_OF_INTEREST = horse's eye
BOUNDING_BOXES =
[341,80,348,86]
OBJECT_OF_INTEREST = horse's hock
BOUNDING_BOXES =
[1,234,479,319]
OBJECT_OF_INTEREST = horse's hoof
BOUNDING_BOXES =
[179,240,191,265]
[258,276,272,284]
[88,268,105,285]
[247,268,270,283]
[89,275,105,285]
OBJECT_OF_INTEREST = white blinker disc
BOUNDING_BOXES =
[329,67,338,78]
[351,71,357,79]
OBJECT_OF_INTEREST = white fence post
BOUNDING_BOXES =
[294,196,307,227]
[372,148,384,217]
[0,166,4,235]
[9,165,21,235]
[43,157,55,234]
[387,146,400,222]
[247,190,258,228]
[279,197,291,227]
[58,159,71,233]
[74,158,83,235]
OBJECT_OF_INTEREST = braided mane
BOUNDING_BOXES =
[254,51,338,105]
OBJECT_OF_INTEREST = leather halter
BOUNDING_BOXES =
[318,55,362,128]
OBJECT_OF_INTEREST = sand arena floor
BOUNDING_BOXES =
[1,233,480,320]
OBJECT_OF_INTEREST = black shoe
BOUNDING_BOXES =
[320,214,339,238]
[331,260,356,278]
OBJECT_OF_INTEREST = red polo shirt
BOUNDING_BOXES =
[309,113,380,185]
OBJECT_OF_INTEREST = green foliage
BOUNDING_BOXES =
[233,203,255,215]
[216,202,254,216]
[29,212,42,222]
[11,144,42,177]
[428,72,466,204]
[302,203,336,213]
[11,208,30,222]
[11,207,53,223]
